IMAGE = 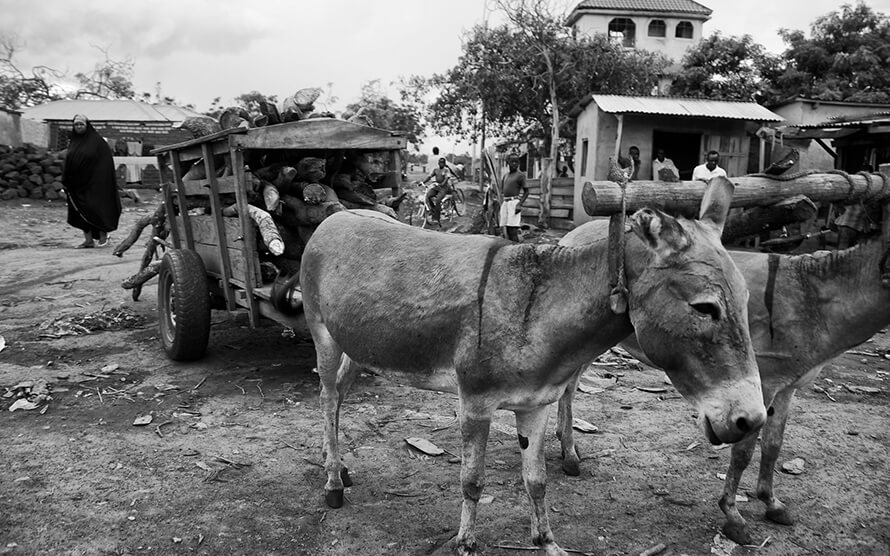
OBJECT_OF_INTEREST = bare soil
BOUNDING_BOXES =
[0,189,888,556]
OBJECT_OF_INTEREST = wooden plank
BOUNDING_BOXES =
[521,207,570,219]
[582,173,890,217]
[175,217,259,287]
[231,148,262,328]
[170,151,195,250]
[231,119,406,151]
[203,142,237,311]
[151,128,246,156]
[180,175,237,196]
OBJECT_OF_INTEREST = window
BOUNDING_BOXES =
[648,20,666,38]
[675,21,694,39]
[608,18,636,48]
[581,139,589,176]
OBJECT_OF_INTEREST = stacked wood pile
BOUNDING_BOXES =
[0,144,65,200]
[226,151,401,279]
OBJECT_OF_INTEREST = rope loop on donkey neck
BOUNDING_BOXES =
[609,181,629,314]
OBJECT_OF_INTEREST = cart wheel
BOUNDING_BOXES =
[158,249,211,361]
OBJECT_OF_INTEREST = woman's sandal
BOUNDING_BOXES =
[75,241,95,249]
[96,239,109,247]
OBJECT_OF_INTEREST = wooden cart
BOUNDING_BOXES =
[151,119,406,361]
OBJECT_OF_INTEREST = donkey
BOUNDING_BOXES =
[299,179,766,556]
[557,219,890,545]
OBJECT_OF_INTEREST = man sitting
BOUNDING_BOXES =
[420,157,457,225]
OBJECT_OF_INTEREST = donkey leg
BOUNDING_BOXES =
[756,388,796,526]
[718,433,758,545]
[556,369,583,476]
[313,327,350,508]
[516,406,567,556]
[455,400,493,556]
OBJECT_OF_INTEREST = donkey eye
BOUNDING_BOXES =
[690,302,721,320]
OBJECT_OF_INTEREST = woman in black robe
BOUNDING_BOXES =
[62,114,121,248]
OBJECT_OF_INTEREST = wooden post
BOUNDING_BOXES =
[880,163,890,244]
[539,157,552,229]
[613,114,624,158]
[582,173,890,216]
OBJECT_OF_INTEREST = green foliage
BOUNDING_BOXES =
[671,33,781,102]
[234,90,278,115]
[0,36,64,108]
[775,1,890,102]
[343,80,425,145]
[428,18,668,149]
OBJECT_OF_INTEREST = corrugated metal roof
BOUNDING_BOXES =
[574,0,712,15]
[22,100,202,122]
[794,112,890,129]
[592,94,784,121]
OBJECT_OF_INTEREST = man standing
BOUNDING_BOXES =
[652,148,679,181]
[619,146,641,180]
[500,155,528,242]
[692,150,727,182]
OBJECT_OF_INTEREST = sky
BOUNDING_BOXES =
[2,0,887,152]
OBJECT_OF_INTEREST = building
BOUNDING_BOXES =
[0,106,22,147]
[21,99,200,153]
[22,99,202,188]
[570,94,784,226]
[768,97,890,172]
[782,111,890,173]
[567,0,712,63]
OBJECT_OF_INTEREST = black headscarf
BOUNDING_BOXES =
[63,114,121,232]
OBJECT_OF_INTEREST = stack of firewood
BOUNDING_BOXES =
[0,144,65,200]
[236,152,400,277]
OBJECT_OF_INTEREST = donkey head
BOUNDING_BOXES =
[625,177,766,444]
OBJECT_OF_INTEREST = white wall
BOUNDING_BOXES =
[572,14,704,62]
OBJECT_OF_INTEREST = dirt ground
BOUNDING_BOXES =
[1,187,888,556]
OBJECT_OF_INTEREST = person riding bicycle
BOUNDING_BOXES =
[420,157,458,226]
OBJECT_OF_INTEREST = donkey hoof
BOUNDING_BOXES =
[765,507,794,526]
[325,489,344,508]
[340,467,353,488]
[721,521,752,546]
[561,459,581,476]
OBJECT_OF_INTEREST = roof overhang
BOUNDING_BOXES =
[570,94,784,122]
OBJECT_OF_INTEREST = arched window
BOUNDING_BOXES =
[675,21,694,39]
[648,20,666,38]
[608,18,636,47]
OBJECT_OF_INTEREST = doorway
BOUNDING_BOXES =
[652,130,701,180]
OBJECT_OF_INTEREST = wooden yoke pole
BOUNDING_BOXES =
[880,163,890,244]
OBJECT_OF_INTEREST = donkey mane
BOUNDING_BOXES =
[789,235,886,281]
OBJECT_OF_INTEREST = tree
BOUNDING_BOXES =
[670,32,782,102]
[428,2,668,171]
[234,90,278,115]
[72,45,136,100]
[0,35,64,108]
[343,80,425,145]
[775,1,890,102]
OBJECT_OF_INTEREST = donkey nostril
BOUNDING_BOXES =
[735,416,751,434]
[767,406,775,417]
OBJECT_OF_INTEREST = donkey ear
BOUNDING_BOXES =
[629,207,691,259]
[699,176,734,232]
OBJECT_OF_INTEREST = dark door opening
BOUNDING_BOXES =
[652,130,701,180]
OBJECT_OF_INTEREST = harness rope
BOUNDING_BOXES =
[609,180,628,314]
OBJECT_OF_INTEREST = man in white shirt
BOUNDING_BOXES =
[692,150,727,182]
[652,148,679,181]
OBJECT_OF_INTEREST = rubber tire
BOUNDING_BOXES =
[158,249,211,361]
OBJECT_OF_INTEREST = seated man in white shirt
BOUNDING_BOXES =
[652,148,679,181]
[692,150,727,182]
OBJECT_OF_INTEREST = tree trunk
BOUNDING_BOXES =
[582,172,890,217]
[721,195,818,242]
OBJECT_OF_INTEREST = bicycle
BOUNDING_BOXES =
[408,180,466,228]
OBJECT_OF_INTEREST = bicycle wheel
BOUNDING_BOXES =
[410,200,426,226]
[453,188,466,216]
